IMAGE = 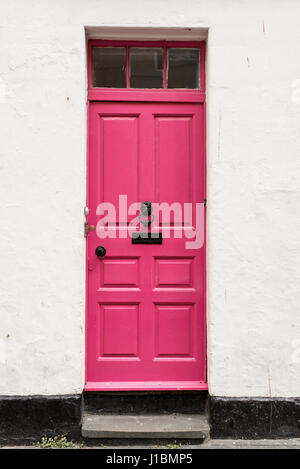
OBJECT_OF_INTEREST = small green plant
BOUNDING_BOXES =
[38,435,75,449]
[166,440,182,449]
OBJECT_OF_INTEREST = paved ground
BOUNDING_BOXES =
[82,413,209,439]
[196,439,300,449]
[2,439,300,449]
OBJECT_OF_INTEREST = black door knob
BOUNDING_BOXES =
[95,246,106,257]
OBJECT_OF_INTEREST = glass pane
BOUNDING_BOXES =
[167,48,200,89]
[93,47,126,88]
[130,48,163,88]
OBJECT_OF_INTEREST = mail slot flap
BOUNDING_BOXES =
[131,233,163,244]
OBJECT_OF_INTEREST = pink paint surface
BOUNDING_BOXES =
[86,42,206,391]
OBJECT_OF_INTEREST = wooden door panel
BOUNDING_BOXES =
[86,101,206,391]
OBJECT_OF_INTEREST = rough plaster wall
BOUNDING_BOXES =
[0,0,300,396]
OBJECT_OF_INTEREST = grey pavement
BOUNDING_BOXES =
[2,438,300,449]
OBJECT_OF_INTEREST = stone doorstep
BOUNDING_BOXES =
[81,412,209,440]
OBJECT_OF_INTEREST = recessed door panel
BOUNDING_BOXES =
[155,304,194,357]
[154,117,192,204]
[98,304,140,357]
[100,115,140,212]
[100,258,140,288]
[155,257,194,288]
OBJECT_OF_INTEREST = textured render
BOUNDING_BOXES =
[0,0,300,397]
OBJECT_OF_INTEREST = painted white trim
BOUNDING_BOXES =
[85,26,209,41]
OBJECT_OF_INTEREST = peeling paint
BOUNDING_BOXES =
[267,368,272,397]
[218,108,222,160]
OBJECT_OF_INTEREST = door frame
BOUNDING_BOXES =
[85,39,207,391]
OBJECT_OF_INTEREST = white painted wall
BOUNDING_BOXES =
[0,0,300,397]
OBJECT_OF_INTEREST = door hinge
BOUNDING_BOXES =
[204,199,207,207]
[84,206,89,238]
[84,221,89,238]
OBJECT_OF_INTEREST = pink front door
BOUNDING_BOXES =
[86,100,206,391]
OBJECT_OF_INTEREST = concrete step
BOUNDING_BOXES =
[82,412,209,440]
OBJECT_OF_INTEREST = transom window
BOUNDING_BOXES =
[90,41,203,90]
